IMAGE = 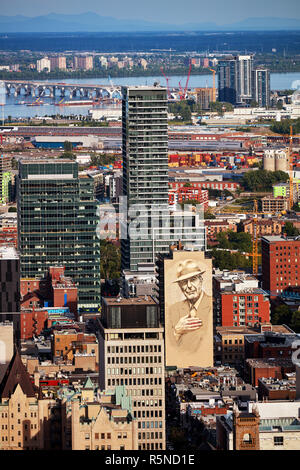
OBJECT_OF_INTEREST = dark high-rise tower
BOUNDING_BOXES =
[218,55,254,105]
[252,68,270,108]
[17,159,101,310]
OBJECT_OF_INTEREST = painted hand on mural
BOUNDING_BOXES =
[174,314,202,341]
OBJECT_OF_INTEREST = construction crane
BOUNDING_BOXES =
[178,60,192,100]
[160,67,171,99]
[209,68,216,102]
[289,125,294,211]
[252,199,259,275]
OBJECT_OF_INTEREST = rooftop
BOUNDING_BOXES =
[0,245,19,260]
[217,325,294,336]
[262,235,300,243]
[103,295,157,306]
[246,358,294,368]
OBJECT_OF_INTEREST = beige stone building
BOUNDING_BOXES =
[0,350,60,450]
[217,401,300,450]
[98,296,166,450]
[59,378,138,450]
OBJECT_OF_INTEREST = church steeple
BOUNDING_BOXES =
[0,349,36,399]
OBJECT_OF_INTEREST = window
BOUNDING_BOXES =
[274,436,284,446]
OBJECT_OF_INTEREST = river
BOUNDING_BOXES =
[1,72,300,120]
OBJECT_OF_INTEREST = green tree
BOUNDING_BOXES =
[272,304,291,325]
[204,211,216,220]
[242,169,289,192]
[100,240,121,280]
[283,222,300,237]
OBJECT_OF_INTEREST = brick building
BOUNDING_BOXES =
[242,218,283,237]
[52,329,98,367]
[168,186,208,208]
[213,271,269,327]
[169,180,239,192]
[220,288,270,327]
[20,266,78,340]
[257,376,296,401]
[205,219,237,243]
[261,235,300,297]
[246,358,295,387]
[244,330,298,361]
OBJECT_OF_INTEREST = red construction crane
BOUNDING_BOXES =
[178,60,192,100]
[160,67,171,99]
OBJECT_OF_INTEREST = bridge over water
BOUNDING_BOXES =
[3,80,122,99]
[3,80,185,100]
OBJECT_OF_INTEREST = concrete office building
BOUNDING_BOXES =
[97,295,166,450]
[17,159,101,310]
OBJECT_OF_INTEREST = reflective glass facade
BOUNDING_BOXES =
[17,160,101,309]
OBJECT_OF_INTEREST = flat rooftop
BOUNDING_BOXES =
[0,245,18,259]
[246,358,294,368]
[216,325,294,335]
[262,235,300,243]
[103,295,157,306]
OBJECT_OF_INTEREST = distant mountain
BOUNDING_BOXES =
[0,13,299,33]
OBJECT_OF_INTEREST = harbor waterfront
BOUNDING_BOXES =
[1,72,299,119]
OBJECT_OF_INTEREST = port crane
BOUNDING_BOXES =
[209,68,216,103]
[178,60,192,100]
[160,67,171,99]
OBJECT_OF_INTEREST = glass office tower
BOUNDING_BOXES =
[17,159,101,310]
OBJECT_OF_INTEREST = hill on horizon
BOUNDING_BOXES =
[0,13,299,33]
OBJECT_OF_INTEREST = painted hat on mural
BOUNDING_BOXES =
[173,259,206,283]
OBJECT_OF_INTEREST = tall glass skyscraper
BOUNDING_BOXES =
[121,85,205,271]
[252,68,270,108]
[218,55,254,105]
[17,159,101,310]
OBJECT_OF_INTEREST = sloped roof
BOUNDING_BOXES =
[83,376,94,390]
[0,349,36,399]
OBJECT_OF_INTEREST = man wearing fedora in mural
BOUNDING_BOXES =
[166,258,213,366]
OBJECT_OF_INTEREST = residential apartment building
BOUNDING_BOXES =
[36,57,51,73]
[213,271,269,327]
[74,56,93,70]
[261,235,300,297]
[121,86,205,271]
[218,55,254,105]
[49,56,67,70]
[252,68,270,108]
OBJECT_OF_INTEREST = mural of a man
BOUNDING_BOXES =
[166,258,213,366]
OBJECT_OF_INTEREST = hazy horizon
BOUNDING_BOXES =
[2,0,300,25]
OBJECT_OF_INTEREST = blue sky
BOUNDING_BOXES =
[2,0,300,24]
